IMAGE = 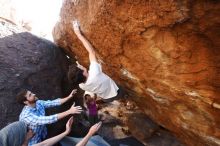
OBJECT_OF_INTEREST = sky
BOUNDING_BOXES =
[11,0,63,40]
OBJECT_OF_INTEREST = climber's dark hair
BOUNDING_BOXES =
[68,66,87,85]
[75,68,87,84]
[16,89,28,105]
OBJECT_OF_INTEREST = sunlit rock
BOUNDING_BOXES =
[53,0,220,145]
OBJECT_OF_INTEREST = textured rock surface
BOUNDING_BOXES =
[0,19,70,131]
[53,0,220,145]
[98,100,183,146]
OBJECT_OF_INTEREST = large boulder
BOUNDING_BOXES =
[0,18,70,130]
[53,0,220,145]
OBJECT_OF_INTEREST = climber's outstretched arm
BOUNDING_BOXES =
[72,21,97,63]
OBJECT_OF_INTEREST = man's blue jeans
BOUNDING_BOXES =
[60,135,110,146]
[0,121,27,146]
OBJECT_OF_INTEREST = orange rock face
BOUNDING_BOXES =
[53,0,220,145]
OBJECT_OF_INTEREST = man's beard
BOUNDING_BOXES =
[28,97,38,104]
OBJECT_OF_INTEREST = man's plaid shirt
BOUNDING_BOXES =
[19,99,61,146]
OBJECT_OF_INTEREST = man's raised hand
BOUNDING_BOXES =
[88,122,102,136]
[68,89,77,99]
[65,116,74,134]
[69,102,83,114]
